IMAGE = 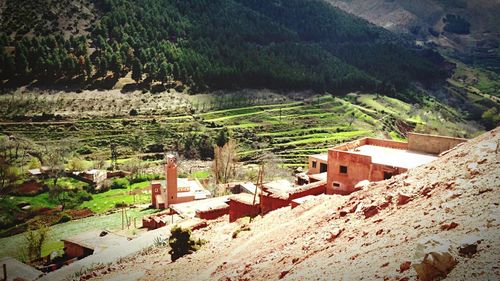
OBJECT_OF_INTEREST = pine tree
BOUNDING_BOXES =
[131,58,142,83]
[110,53,122,77]
[157,61,169,83]
[84,57,93,79]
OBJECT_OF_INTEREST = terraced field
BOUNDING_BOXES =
[0,92,474,168]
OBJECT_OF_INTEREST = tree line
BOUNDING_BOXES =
[1,0,448,95]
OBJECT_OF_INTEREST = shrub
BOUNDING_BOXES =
[129,109,138,116]
[75,190,93,202]
[127,173,162,184]
[115,202,128,208]
[58,213,72,224]
[153,236,168,247]
[24,223,49,262]
[232,224,251,239]
[111,178,130,189]
[168,226,205,261]
[443,14,470,34]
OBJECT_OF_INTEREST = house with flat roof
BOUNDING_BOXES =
[326,132,466,195]
[151,154,211,209]
[63,230,130,260]
[308,154,328,175]
[0,256,43,281]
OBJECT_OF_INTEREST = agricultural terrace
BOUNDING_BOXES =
[0,91,473,167]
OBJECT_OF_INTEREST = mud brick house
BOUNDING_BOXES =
[142,210,179,230]
[260,180,326,215]
[151,154,211,209]
[229,193,260,222]
[326,133,466,195]
[63,230,129,260]
[196,202,230,220]
[308,154,328,175]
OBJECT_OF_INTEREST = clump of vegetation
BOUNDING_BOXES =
[481,107,500,130]
[232,224,251,239]
[57,213,72,224]
[443,14,471,34]
[168,226,205,262]
[23,222,49,262]
[114,202,128,208]
[110,178,130,189]
[48,186,93,210]
[153,236,168,247]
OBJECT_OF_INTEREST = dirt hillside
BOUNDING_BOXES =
[86,127,499,281]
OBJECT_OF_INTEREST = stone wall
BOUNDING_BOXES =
[408,133,467,154]
[229,199,260,222]
[196,205,230,220]
[366,138,408,149]
[260,195,289,215]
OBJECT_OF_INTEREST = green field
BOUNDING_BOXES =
[0,92,478,167]
[0,207,157,260]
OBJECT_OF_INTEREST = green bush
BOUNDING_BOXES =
[168,226,205,262]
[111,178,130,189]
[57,213,72,224]
[114,202,128,208]
[127,174,162,184]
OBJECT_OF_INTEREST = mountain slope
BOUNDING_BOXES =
[85,127,499,281]
[0,0,447,95]
[325,0,500,72]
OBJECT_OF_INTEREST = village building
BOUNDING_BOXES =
[81,169,107,183]
[260,179,327,214]
[143,133,466,227]
[229,193,260,222]
[151,154,211,209]
[307,154,328,175]
[325,132,467,195]
[0,256,43,281]
[62,230,130,260]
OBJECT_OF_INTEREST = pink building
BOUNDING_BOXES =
[151,155,211,209]
[325,133,466,195]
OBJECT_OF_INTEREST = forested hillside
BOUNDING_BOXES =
[0,0,448,95]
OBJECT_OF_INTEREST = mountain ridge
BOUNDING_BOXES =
[0,0,447,97]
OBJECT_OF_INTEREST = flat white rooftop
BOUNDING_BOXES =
[350,145,438,169]
[170,195,231,218]
[310,153,328,162]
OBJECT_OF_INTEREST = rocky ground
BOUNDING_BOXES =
[83,128,499,281]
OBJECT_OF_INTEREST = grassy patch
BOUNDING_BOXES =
[80,187,150,213]
[0,208,157,259]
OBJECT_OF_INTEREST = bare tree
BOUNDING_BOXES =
[0,155,19,198]
[122,157,143,180]
[257,152,289,182]
[213,139,239,184]
[44,147,67,190]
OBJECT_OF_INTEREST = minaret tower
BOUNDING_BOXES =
[165,154,178,206]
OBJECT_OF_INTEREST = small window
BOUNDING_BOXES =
[384,172,393,180]
[340,165,348,174]
[320,163,328,173]
[312,161,317,168]
[333,183,340,187]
